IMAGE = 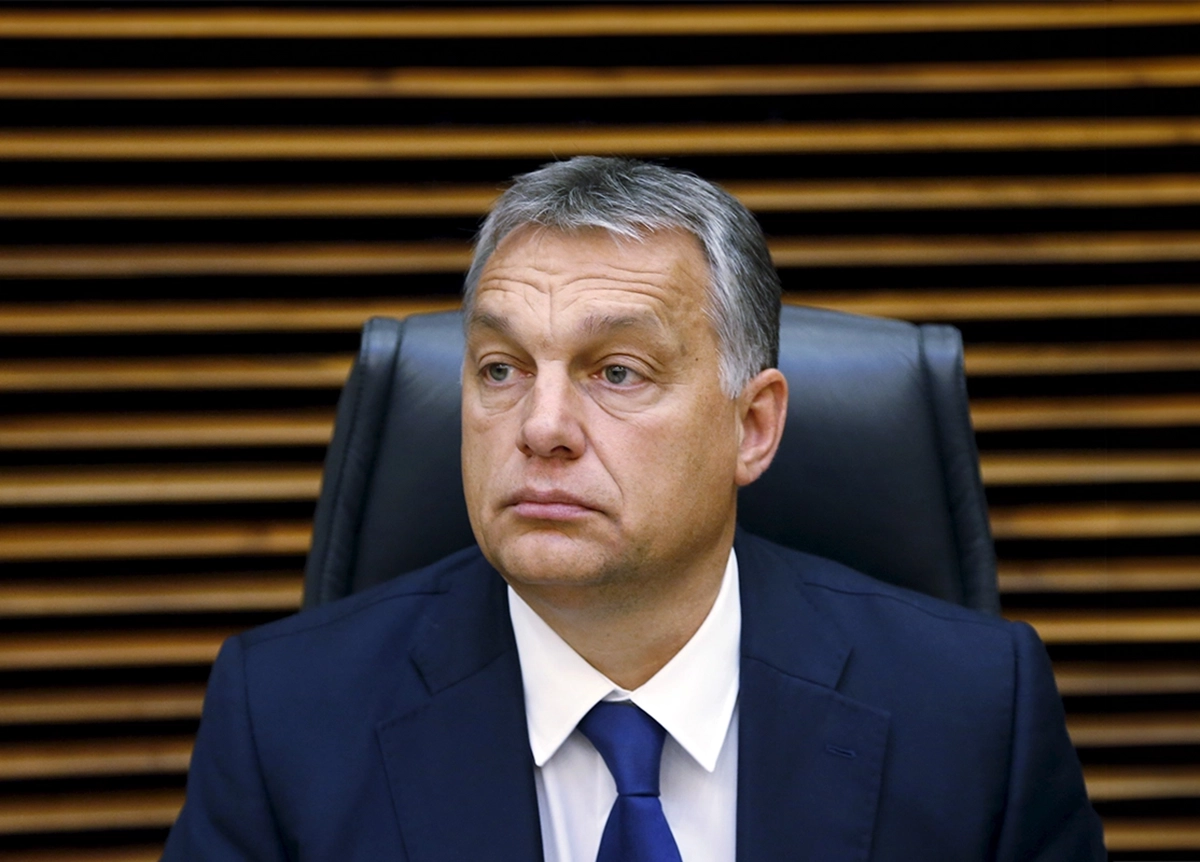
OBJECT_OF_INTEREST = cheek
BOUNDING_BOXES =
[596,409,733,490]
[461,409,510,493]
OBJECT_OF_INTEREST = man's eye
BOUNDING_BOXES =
[485,363,513,382]
[603,365,635,385]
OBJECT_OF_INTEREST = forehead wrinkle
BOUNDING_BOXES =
[465,308,514,339]
[577,309,670,344]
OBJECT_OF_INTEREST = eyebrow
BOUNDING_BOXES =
[466,309,669,343]
[465,309,513,338]
[577,310,668,341]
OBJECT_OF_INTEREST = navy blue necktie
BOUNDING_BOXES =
[578,701,684,862]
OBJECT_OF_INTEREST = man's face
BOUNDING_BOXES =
[461,226,744,602]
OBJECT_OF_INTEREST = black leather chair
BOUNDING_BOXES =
[303,305,999,614]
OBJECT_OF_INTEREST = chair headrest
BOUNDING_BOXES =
[304,305,997,613]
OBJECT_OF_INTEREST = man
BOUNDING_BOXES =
[164,157,1105,860]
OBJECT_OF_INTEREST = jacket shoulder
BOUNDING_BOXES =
[241,544,488,650]
[737,529,1007,631]
[223,545,500,703]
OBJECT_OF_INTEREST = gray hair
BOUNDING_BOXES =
[463,157,781,396]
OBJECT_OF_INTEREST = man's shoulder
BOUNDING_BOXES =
[736,530,1038,733]
[237,544,495,660]
[737,529,1007,631]
[735,529,1024,684]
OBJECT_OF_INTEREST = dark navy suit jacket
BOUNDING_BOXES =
[163,531,1105,860]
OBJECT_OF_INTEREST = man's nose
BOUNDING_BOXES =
[518,368,585,459]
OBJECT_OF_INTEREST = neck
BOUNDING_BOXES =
[510,542,731,690]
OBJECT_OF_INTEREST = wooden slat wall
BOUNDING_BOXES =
[1,3,1198,858]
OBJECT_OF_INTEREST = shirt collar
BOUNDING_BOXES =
[509,549,741,773]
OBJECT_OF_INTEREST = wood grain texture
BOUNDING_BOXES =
[970,395,1200,431]
[0,521,312,562]
[3,5,1199,39]
[980,452,1200,485]
[1054,662,1200,696]
[1104,819,1200,852]
[965,343,1200,376]
[2,119,1199,160]
[0,789,183,834]
[991,503,1200,540]
[0,685,207,724]
[0,411,336,449]
[0,575,301,616]
[1000,558,1200,593]
[1070,713,1200,747]
[0,630,235,671]
[0,465,323,506]
[1015,610,1200,644]
[0,737,193,781]
[0,847,164,862]
[4,57,1200,99]
[1086,766,1200,801]
[0,356,353,392]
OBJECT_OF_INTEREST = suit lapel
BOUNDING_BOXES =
[376,562,543,862]
[736,534,890,862]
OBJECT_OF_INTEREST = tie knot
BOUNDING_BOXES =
[578,701,667,797]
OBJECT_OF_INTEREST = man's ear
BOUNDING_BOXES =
[734,368,788,487]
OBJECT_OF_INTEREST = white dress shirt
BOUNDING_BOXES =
[508,550,740,862]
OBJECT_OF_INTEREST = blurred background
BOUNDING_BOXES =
[1,2,1199,859]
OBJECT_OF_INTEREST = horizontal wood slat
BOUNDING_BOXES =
[0,465,322,506]
[7,234,1200,279]
[0,848,163,862]
[3,119,1200,161]
[0,357,353,392]
[0,575,301,617]
[0,186,499,218]
[800,286,1200,320]
[1069,712,1200,747]
[3,5,1199,39]
[768,233,1200,268]
[0,685,207,725]
[0,243,470,279]
[965,343,1200,376]
[0,411,336,449]
[1086,766,1200,802]
[0,737,192,781]
[6,178,1200,220]
[1053,662,1200,696]
[981,452,1200,485]
[743,177,1200,212]
[0,299,454,333]
[971,395,1200,431]
[0,630,235,671]
[0,522,312,562]
[1105,820,1200,853]
[992,504,1200,541]
[5,57,1200,99]
[1017,610,1200,644]
[0,789,183,835]
[1000,559,1200,593]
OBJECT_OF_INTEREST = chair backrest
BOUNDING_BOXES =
[303,305,999,613]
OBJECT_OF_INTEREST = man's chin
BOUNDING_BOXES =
[484,529,616,589]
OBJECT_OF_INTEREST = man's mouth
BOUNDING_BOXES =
[506,489,597,521]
